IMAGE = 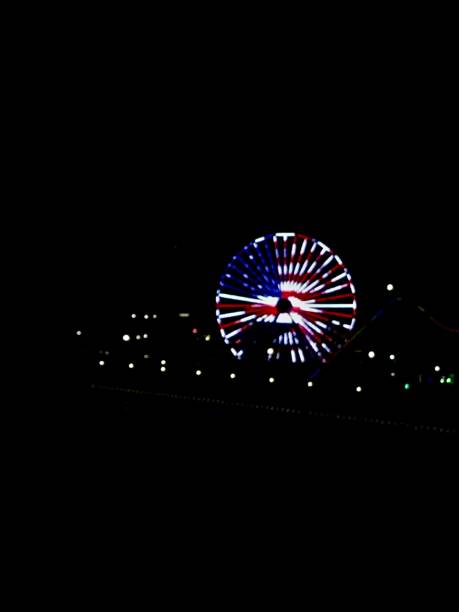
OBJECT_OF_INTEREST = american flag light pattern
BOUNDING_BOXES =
[216,233,357,365]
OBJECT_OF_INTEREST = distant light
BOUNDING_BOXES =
[128,363,135,369]
[386,284,394,292]
[161,359,166,365]
[205,335,211,342]
[434,366,441,372]
[144,314,149,319]
[196,370,202,376]
[105,351,110,355]
[144,354,150,359]
[230,373,236,379]
[143,333,148,339]
[152,314,158,319]
[404,383,411,391]
[368,351,376,359]
[390,372,396,377]
[131,314,137,319]
[76,330,82,336]
[192,328,198,334]
[136,335,141,340]
[267,348,274,355]
[440,377,445,384]
[160,366,166,373]
[356,386,362,393]
[123,334,130,342]
[307,381,314,388]
[389,354,396,361]
[446,377,453,384]
[179,313,190,318]
[99,360,105,366]
[269,377,275,384]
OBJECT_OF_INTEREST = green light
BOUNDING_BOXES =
[446,376,455,384]
[404,383,411,391]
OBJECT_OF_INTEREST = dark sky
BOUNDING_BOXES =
[60,49,457,330]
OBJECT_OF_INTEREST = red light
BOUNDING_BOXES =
[192,328,198,334]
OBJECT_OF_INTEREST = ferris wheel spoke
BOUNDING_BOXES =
[221,276,263,296]
[300,255,335,290]
[309,310,355,319]
[232,260,272,293]
[218,310,248,319]
[310,292,356,303]
[298,255,333,289]
[219,306,277,328]
[293,238,308,276]
[311,282,350,296]
[218,292,278,306]
[273,235,283,280]
[288,239,297,277]
[245,247,279,293]
[260,238,281,288]
[294,313,334,344]
[252,243,280,294]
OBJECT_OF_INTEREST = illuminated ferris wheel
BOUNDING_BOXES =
[216,232,357,366]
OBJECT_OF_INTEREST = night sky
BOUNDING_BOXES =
[58,45,456,324]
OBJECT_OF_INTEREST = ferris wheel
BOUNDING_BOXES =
[216,232,357,366]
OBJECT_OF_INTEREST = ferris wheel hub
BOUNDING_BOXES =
[276,297,293,313]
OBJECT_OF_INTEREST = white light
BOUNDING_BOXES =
[160,366,166,372]
[161,359,166,365]
[239,314,257,324]
[387,284,394,292]
[219,292,277,306]
[131,314,137,319]
[225,328,243,339]
[205,335,211,341]
[269,377,275,384]
[123,334,130,342]
[390,372,396,377]
[179,313,190,318]
[144,354,150,359]
[230,373,236,379]
[291,298,353,310]
[307,381,314,388]
[219,310,246,320]
[434,366,441,372]
[368,351,376,359]
[136,335,141,340]
[99,360,105,366]
[267,348,274,355]
[144,314,149,319]
[196,370,202,376]
[76,330,82,336]
[389,354,396,360]
[356,386,362,393]
[152,314,158,319]
[128,363,134,369]
[143,334,148,339]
